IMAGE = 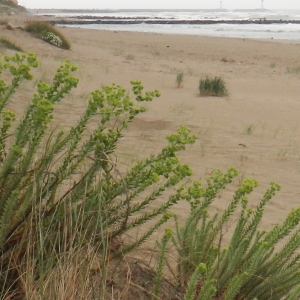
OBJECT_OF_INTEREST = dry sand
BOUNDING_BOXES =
[2,14,300,243]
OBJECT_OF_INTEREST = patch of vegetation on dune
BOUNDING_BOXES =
[24,21,71,50]
[0,37,24,52]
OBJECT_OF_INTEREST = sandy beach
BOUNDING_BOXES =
[2,14,300,240]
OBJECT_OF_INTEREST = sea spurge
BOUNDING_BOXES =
[166,125,197,151]
[130,80,160,101]
[264,208,300,246]
[0,53,38,113]
[4,52,38,80]
[237,178,259,195]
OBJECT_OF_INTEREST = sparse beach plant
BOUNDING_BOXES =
[245,124,255,135]
[286,66,300,74]
[199,76,228,97]
[153,50,161,56]
[24,21,71,50]
[269,62,276,68]
[0,37,24,52]
[176,72,184,88]
[125,54,135,60]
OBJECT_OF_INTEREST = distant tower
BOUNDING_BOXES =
[261,0,264,9]
[220,1,223,9]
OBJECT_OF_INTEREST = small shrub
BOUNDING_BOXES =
[0,37,24,52]
[24,21,71,50]
[269,62,276,68]
[199,76,228,97]
[176,72,184,88]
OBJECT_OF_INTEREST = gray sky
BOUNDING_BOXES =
[19,0,300,10]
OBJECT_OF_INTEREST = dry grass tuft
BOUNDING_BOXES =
[0,37,24,52]
[24,21,71,50]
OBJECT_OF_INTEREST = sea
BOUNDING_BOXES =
[35,9,300,41]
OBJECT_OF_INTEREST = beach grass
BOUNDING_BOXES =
[24,21,71,50]
[0,37,24,52]
[286,66,300,74]
[176,72,184,88]
[199,76,228,97]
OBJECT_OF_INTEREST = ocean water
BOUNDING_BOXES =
[38,9,300,40]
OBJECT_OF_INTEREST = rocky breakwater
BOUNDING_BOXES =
[50,17,300,26]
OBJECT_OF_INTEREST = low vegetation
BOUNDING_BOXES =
[199,76,228,97]
[286,66,300,74]
[24,21,71,50]
[176,72,184,88]
[0,37,24,52]
[1,52,300,299]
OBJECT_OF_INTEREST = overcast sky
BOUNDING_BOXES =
[19,0,300,10]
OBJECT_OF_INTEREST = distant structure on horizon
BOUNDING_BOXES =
[261,0,264,9]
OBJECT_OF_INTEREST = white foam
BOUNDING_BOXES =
[49,9,300,40]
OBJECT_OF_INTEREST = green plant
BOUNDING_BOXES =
[152,229,173,299]
[153,50,161,56]
[167,168,300,299]
[245,124,255,135]
[0,38,24,52]
[125,54,135,60]
[269,62,276,68]
[286,66,300,74]
[0,52,197,298]
[176,72,184,88]
[24,21,71,50]
[199,76,228,97]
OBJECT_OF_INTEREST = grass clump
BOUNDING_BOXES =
[199,76,228,97]
[245,124,255,135]
[286,66,300,74]
[176,72,184,88]
[0,37,24,52]
[24,21,71,50]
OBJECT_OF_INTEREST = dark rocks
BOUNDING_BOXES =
[50,18,300,26]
